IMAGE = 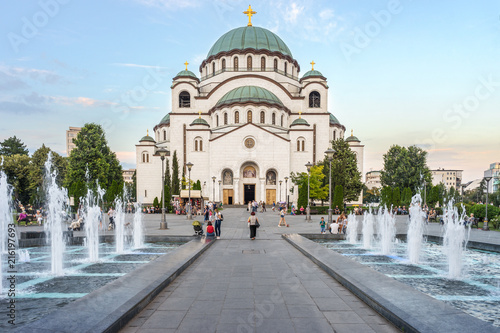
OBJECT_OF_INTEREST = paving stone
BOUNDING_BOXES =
[141,310,186,329]
[287,304,324,318]
[292,317,335,333]
[323,310,366,324]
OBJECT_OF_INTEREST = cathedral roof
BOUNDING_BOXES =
[158,113,170,126]
[346,130,360,142]
[302,69,324,79]
[190,117,210,127]
[216,86,284,108]
[329,113,340,125]
[207,26,292,59]
[174,70,198,79]
[290,118,310,127]
[140,134,155,143]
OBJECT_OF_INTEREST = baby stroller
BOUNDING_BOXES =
[192,220,203,236]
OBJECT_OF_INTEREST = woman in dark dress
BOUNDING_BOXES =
[247,211,259,240]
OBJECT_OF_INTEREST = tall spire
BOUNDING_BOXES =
[243,5,257,26]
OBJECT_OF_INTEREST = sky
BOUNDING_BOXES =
[1,0,499,183]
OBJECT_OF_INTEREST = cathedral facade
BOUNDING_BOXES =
[136,10,363,206]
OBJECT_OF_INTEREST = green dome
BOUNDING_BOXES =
[346,134,360,142]
[290,118,310,126]
[158,113,170,126]
[329,113,340,125]
[302,70,324,79]
[190,118,210,127]
[207,26,292,58]
[140,135,155,143]
[216,86,283,108]
[175,70,198,79]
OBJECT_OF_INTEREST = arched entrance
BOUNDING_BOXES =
[240,163,259,204]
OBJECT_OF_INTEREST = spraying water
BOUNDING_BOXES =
[83,184,105,262]
[0,166,14,293]
[19,249,30,262]
[43,154,68,275]
[407,194,426,264]
[114,190,127,253]
[442,201,470,279]
[346,213,358,244]
[133,202,144,249]
[362,211,375,249]
[377,206,396,255]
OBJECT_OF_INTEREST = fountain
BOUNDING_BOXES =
[114,194,126,254]
[442,201,470,279]
[0,166,14,293]
[18,249,31,262]
[83,184,105,262]
[407,194,426,264]
[133,202,144,249]
[377,206,396,255]
[43,153,68,275]
[362,210,375,249]
[346,213,358,244]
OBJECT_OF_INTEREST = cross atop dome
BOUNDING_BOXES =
[310,61,315,70]
[198,110,202,118]
[184,61,189,70]
[243,5,257,26]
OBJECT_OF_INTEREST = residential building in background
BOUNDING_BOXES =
[365,170,381,189]
[484,162,500,193]
[66,127,81,156]
[430,168,463,191]
[123,169,135,184]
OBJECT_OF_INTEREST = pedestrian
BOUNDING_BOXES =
[319,217,326,234]
[206,221,215,237]
[214,208,222,239]
[272,201,276,212]
[204,205,209,224]
[278,208,286,227]
[248,211,259,240]
[262,202,266,212]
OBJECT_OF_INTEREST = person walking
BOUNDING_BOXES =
[214,208,222,239]
[278,208,286,227]
[248,211,259,240]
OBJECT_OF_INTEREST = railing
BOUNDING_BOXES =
[200,67,299,81]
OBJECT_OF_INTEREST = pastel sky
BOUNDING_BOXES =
[1,0,499,183]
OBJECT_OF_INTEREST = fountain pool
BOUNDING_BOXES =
[319,240,500,327]
[0,241,184,330]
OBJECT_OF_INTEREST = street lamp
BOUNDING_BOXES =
[305,162,313,222]
[218,180,221,204]
[483,176,492,231]
[285,177,289,210]
[212,176,216,203]
[325,148,336,225]
[279,180,282,202]
[154,147,170,229]
[186,162,193,220]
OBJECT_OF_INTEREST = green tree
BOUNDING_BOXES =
[392,187,401,207]
[427,185,439,207]
[193,180,201,190]
[28,144,67,206]
[153,196,159,207]
[363,185,380,204]
[333,185,344,209]
[380,145,431,193]
[297,184,308,209]
[64,123,123,205]
[380,186,392,207]
[0,136,29,156]
[402,187,412,206]
[0,154,31,204]
[171,151,180,195]
[309,165,327,202]
[164,159,172,211]
[320,139,363,203]
[436,182,446,207]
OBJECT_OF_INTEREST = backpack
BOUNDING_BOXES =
[220,214,223,221]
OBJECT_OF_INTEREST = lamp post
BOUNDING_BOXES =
[154,147,170,229]
[212,176,216,203]
[305,162,313,222]
[279,180,282,202]
[285,177,289,210]
[483,176,492,231]
[325,148,336,225]
[186,162,193,220]
[218,180,221,204]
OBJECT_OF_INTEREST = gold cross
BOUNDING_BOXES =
[310,61,315,70]
[351,129,353,136]
[198,110,202,118]
[299,111,302,119]
[184,61,189,71]
[243,5,256,26]
[147,129,149,136]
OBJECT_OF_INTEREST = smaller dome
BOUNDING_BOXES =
[346,130,360,142]
[302,70,324,80]
[140,135,155,143]
[158,113,170,126]
[190,118,210,127]
[290,118,310,127]
[175,70,198,79]
[329,113,340,125]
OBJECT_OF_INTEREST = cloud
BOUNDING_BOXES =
[284,3,304,24]
[9,67,65,84]
[113,63,169,69]
[53,96,116,107]
[131,0,201,9]
[319,9,335,20]
[0,101,47,114]
[0,70,27,90]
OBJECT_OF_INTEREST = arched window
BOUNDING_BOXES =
[274,59,278,70]
[260,111,265,124]
[261,57,266,71]
[142,151,149,163]
[179,91,190,108]
[216,115,219,127]
[247,110,252,123]
[309,91,321,108]
[224,112,228,125]
[284,62,287,75]
[272,112,276,125]
[163,130,167,141]
[297,138,305,151]
[222,59,226,71]
[194,137,203,152]
[212,62,215,75]
[235,111,239,124]
[333,130,336,141]
[195,140,198,151]
[247,56,252,70]
[280,114,284,127]
[234,57,238,71]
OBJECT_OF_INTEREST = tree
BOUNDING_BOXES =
[297,183,308,209]
[309,165,327,202]
[0,136,29,156]
[193,180,201,190]
[402,187,412,206]
[333,185,344,209]
[0,154,31,204]
[363,185,380,204]
[320,139,363,203]
[64,123,123,205]
[380,186,392,207]
[380,145,431,193]
[153,196,159,207]
[392,187,401,207]
[427,185,439,207]
[171,151,180,195]
[164,159,172,211]
[28,144,67,206]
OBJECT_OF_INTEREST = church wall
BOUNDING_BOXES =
[136,143,162,205]
[302,81,328,114]
[171,82,198,113]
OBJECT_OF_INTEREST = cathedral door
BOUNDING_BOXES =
[266,189,276,205]
[244,184,255,204]
[223,189,233,205]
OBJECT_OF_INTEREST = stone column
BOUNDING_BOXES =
[260,179,265,203]
[234,178,240,204]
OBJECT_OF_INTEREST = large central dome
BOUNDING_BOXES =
[207,26,292,59]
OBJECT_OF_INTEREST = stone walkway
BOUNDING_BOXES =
[119,208,399,333]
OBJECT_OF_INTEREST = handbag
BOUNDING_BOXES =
[255,221,260,228]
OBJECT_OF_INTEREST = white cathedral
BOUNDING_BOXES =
[136,7,364,206]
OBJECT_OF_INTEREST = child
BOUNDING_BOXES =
[206,221,215,237]
[319,217,326,234]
